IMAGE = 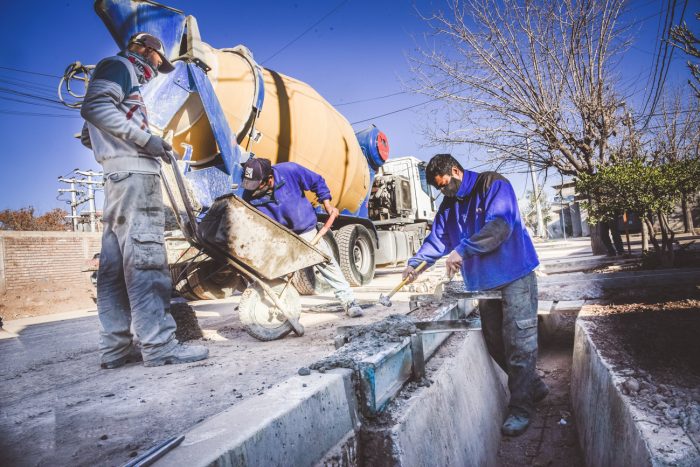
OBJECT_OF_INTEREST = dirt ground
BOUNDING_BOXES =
[497,341,584,467]
[0,280,95,321]
[0,293,409,467]
[581,300,700,440]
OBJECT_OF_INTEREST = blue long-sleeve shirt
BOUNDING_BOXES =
[243,162,331,234]
[408,170,539,291]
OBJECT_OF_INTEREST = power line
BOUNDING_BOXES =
[261,0,350,65]
[0,76,57,95]
[0,86,65,105]
[0,109,81,118]
[334,90,408,107]
[0,95,76,111]
[350,97,439,125]
[0,65,61,79]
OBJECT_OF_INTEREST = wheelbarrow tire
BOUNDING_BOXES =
[239,281,301,341]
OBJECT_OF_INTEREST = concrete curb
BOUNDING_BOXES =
[358,332,508,466]
[571,319,700,466]
[155,331,510,466]
[157,370,359,466]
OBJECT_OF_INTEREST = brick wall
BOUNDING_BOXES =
[0,231,102,294]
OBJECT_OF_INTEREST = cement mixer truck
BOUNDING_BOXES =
[71,0,437,338]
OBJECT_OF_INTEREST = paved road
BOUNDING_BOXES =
[7,237,694,466]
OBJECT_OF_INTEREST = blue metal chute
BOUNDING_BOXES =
[141,61,191,129]
[94,0,186,60]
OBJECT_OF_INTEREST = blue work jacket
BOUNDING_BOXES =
[408,170,539,291]
[243,162,331,234]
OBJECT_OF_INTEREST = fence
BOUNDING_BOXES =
[0,231,101,294]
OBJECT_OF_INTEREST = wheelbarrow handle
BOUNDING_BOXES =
[310,210,338,246]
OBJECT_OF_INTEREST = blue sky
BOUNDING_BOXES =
[0,0,694,213]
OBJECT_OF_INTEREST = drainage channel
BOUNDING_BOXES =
[158,290,587,466]
[331,298,479,417]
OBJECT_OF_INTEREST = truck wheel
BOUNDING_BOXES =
[291,231,338,295]
[239,280,300,341]
[336,224,376,286]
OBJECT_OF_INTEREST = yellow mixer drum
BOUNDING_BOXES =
[163,43,370,214]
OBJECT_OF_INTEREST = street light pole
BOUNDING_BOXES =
[526,137,546,238]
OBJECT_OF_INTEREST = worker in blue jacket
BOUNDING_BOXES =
[402,154,548,436]
[241,158,364,318]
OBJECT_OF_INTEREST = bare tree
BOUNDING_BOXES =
[0,207,69,231]
[649,90,700,233]
[410,0,643,253]
[412,0,632,176]
[670,12,700,98]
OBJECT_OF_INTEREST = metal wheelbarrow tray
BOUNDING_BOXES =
[197,195,329,280]
[160,150,329,340]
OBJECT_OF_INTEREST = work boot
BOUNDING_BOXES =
[502,408,531,436]
[532,378,550,403]
[143,343,209,367]
[344,300,364,318]
[100,344,143,370]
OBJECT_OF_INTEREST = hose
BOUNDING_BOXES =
[58,61,94,108]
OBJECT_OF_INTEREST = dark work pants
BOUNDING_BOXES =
[478,271,540,415]
[600,220,624,255]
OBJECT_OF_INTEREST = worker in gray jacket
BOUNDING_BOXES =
[81,32,208,368]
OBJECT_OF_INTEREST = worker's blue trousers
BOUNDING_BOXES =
[97,172,177,364]
[478,271,541,415]
[299,228,356,306]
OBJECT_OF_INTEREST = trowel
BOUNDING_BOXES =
[432,270,455,301]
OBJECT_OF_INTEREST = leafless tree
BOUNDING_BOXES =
[670,12,700,98]
[412,0,633,176]
[649,89,700,233]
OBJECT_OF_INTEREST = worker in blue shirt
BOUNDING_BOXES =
[402,154,548,436]
[241,158,364,318]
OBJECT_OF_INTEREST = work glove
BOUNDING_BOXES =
[142,135,172,163]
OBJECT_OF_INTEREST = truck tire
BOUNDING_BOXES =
[291,231,338,295]
[336,224,376,287]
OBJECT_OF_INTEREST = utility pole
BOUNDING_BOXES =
[526,137,546,238]
[57,169,103,232]
[76,170,101,232]
[57,181,80,231]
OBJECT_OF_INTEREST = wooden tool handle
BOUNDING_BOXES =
[388,260,427,298]
[310,210,338,246]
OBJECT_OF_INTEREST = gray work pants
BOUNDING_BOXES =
[299,229,355,305]
[478,271,540,415]
[97,172,177,363]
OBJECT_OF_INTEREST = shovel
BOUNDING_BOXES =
[378,260,428,307]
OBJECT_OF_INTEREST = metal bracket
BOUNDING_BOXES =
[410,334,425,381]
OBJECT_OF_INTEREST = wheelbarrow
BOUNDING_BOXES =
[160,149,335,341]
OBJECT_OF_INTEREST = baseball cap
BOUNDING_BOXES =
[241,158,272,191]
[128,32,175,73]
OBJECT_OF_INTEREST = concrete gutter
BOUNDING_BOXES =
[571,318,700,466]
[357,332,508,466]
[157,325,508,466]
[157,370,359,466]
